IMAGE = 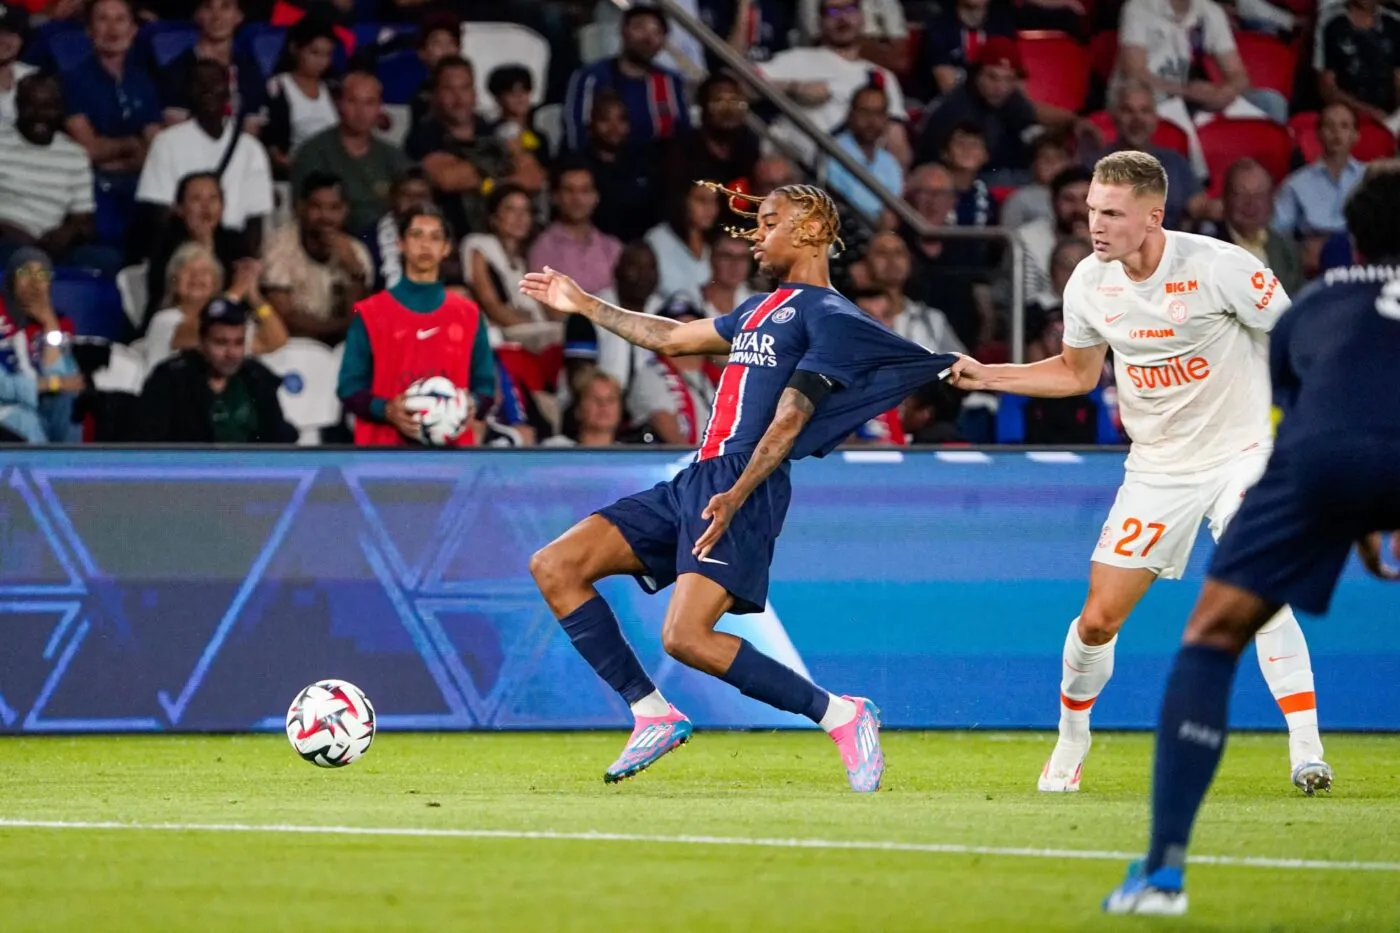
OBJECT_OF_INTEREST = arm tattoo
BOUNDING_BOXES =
[584,296,679,353]
[729,388,816,501]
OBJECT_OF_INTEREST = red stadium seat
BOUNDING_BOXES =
[1290,111,1399,164]
[1017,31,1091,111]
[1084,111,1191,157]
[1088,30,1118,83]
[1197,118,1294,196]
[1210,32,1297,97]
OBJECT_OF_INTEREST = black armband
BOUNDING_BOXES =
[786,370,841,406]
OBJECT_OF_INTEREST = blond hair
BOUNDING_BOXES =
[694,180,845,255]
[1093,150,1169,200]
[163,241,226,309]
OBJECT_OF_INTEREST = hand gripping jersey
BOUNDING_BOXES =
[1061,231,1290,474]
[702,284,958,461]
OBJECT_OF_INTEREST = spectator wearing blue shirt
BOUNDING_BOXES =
[562,6,690,152]
[1273,102,1367,277]
[699,0,792,66]
[824,82,903,223]
[156,0,266,127]
[61,0,161,248]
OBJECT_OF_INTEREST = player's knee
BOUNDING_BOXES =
[529,544,578,598]
[1078,605,1127,646]
[660,625,704,668]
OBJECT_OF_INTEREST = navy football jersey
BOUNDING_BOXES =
[702,285,958,461]
[1271,265,1400,444]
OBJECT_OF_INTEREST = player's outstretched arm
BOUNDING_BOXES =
[948,343,1108,397]
[520,267,731,356]
[693,387,815,560]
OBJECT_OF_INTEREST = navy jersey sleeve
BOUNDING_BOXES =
[794,304,878,387]
[1269,301,1301,417]
[712,295,764,342]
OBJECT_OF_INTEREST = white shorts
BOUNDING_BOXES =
[1091,450,1271,579]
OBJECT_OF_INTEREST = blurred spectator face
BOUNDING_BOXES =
[13,261,50,311]
[710,236,752,287]
[855,291,894,325]
[401,213,451,272]
[620,12,666,66]
[89,0,136,58]
[614,242,659,300]
[419,26,460,67]
[295,36,335,78]
[974,63,1018,109]
[1113,87,1158,150]
[752,155,796,196]
[1032,140,1072,186]
[554,168,599,224]
[491,190,532,242]
[944,127,989,176]
[299,183,349,257]
[849,87,889,148]
[1037,312,1065,356]
[864,231,911,289]
[819,0,863,49]
[201,321,247,378]
[392,175,433,217]
[905,165,956,226]
[0,22,23,66]
[190,60,231,123]
[1050,239,1091,295]
[1223,162,1274,236]
[589,97,630,152]
[497,80,532,123]
[15,77,62,146]
[702,78,747,134]
[1054,179,1090,236]
[434,62,476,128]
[1318,104,1359,160]
[174,252,221,307]
[958,0,991,15]
[686,184,720,234]
[578,373,622,436]
[338,74,383,137]
[195,0,242,43]
[177,175,224,233]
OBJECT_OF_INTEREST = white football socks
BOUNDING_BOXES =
[1253,606,1324,765]
[1060,618,1117,744]
[820,694,858,733]
[629,690,671,719]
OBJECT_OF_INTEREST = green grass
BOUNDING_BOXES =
[1,731,1397,932]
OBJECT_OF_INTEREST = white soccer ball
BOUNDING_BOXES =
[285,679,376,768]
[404,376,470,446]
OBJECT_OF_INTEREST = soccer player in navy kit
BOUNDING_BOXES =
[1104,161,1400,916]
[522,183,956,790]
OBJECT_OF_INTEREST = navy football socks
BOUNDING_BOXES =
[721,639,830,723]
[1146,644,1240,875]
[558,595,656,705]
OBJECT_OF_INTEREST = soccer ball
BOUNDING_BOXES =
[285,679,376,768]
[404,376,470,446]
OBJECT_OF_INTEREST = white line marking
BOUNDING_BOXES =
[935,451,993,464]
[1025,451,1083,464]
[841,450,904,464]
[0,819,1395,872]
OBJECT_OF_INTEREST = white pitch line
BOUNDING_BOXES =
[0,819,1397,873]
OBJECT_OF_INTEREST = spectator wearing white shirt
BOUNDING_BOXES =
[761,0,911,168]
[1115,0,1289,177]
[626,294,720,446]
[1015,165,1091,305]
[463,182,558,353]
[136,60,273,254]
[643,183,720,304]
[797,0,909,74]
[862,230,966,354]
[700,234,755,318]
[262,14,339,179]
[0,5,36,129]
[1273,101,1366,277]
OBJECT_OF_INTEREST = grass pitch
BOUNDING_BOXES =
[1,731,1397,932]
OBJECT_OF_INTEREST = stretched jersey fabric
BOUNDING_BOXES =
[702,284,957,461]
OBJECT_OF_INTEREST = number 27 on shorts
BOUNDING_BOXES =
[1112,518,1166,557]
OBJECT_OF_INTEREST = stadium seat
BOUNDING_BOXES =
[1016,31,1091,112]
[45,23,94,73]
[1214,31,1297,97]
[39,268,127,342]
[1290,111,1398,163]
[240,24,288,81]
[1085,111,1191,157]
[116,263,149,332]
[1197,118,1293,197]
[462,22,550,121]
[377,103,411,148]
[533,102,564,156]
[258,337,341,445]
[376,48,424,105]
[577,22,610,65]
[91,342,147,395]
[141,21,199,68]
[1088,30,1118,83]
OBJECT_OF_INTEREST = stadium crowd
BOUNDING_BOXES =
[0,0,1377,447]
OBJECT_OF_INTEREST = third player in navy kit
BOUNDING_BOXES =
[1105,160,1400,917]
[522,183,956,790]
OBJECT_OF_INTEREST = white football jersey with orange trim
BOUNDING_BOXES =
[1062,231,1290,474]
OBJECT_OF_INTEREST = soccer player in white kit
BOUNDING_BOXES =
[950,151,1331,795]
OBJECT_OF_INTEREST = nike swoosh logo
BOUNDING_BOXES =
[1267,655,1297,663]
[416,328,439,339]
[1104,313,1126,325]
[698,556,728,565]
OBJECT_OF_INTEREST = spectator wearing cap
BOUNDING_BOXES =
[824,81,903,224]
[1217,158,1302,298]
[1321,0,1400,133]
[261,172,370,345]
[798,0,910,74]
[292,72,409,237]
[698,0,792,67]
[485,64,545,159]
[138,61,274,255]
[915,37,1041,177]
[0,74,117,276]
[529,161,623,297]
[0,3,37,128]
[262,12,340,178]
[158,0,266,126]
[1273,101,1366,276]
[1015,165,1091,304]
[406,56,545,241]
[145,242,286,370]
[761,0,911,167]
[564,5,689,154]
[916,0,1017,101]
[576,88,663,244]
[644,183,720,304]
[134,297,298,444]
[624,293,721,447]
[0,246,84,444]
[370,167,433,290]
[701,234,755,318]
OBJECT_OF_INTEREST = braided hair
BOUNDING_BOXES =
[694,180,846,256]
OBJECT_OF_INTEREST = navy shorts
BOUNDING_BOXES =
[596,452,792,615]
[1210,439,1400,616]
